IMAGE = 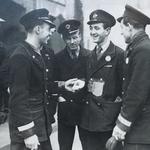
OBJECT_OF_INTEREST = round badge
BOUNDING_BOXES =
[65,24,70,29]
[126,58,129,64]
[105,55,111,62]
[32,55,35,59]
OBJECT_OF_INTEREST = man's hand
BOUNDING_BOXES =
[112,125,126,141]
[65,78,85,92]
[24,134,40,150]
[58,96,66,102]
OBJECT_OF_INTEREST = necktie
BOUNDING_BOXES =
[72,51,78,60]
[96,46,102,60]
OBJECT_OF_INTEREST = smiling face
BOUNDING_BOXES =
[63,31,81,51]
[89,23,110,45]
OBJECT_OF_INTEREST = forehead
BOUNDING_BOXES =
[64,30,80,38]
[89,23,104,28]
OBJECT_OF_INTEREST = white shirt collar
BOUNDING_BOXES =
[97,39,110,54]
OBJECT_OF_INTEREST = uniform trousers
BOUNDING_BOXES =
[79,127,123,150]
[58,122,83,150]
[10,139,52,150]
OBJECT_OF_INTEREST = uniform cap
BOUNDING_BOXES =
[87,9,116,27]
[117,4,150,25]
[20,8,56,29]
[58,19,81,36]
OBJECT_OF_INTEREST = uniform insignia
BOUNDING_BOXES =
[126,57,129,64]
[45,54,49,57]
[105,55,111,62]
[32,55,35,59]
[93,13,98,19]
[65,24,70,29]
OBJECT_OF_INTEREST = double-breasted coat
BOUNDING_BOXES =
[116,31,150,144]
[8,41,58,143]
[80,42,124,131]
[56,46,90,125]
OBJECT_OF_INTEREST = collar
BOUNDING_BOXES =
[67,46,80,59]
[97,39,110,54]
[25,40,43,56]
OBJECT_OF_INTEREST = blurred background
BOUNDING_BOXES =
[0,0,150,149]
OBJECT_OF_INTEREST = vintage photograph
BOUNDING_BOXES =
[0,0,150,150]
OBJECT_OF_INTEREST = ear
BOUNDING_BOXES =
[34,25,41,34]
[105,27,111,36]
[127,23,133,31]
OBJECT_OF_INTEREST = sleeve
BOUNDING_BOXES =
[116,48,150,132]
[116,49,125,98]
[9,54,35,139]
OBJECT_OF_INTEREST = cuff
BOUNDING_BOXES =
[18,122,35,139]
[116,114,132,132]
[18,121,34,131]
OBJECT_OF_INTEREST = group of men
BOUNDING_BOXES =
[0,3,150,150]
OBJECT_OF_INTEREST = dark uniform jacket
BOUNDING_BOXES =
[80,41,124,132]
[116,31,150,144]
[8,41,57,143]
[56,46,90,125]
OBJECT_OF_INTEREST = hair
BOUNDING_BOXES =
[102,22,111,29]
[122,17,146,30]
[24,20,45,33]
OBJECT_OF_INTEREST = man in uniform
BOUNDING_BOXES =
[8,8,57,150]
[79,10,124,150]
[56,19,90,150]
[0,17,8,125]
[110,4,150,150]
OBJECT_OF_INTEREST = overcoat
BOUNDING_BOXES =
[9,41,58,142]
[80,42,124,131]
[117,31,150,144]
[56,46,90,125]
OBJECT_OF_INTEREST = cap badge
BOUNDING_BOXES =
[93,13,98,19]
[65,24,70,29]
[105,55,111,62]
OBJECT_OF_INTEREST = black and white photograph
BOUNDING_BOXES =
[0,0,150,150]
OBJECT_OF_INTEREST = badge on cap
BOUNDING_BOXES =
[105,55,111,62]
[93,13,98,19]
[65,24,70,29]
[126,57,129,64]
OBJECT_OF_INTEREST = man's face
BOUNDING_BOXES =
[38,22,56,44]
[63,31,81,51]
[89,23,109,44]
[120,20,132,44]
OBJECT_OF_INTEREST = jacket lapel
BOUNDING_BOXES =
[21,41,44,70]
[89,42,116,78]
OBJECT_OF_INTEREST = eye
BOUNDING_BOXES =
[89,26,93,30]
[94,26,100,30]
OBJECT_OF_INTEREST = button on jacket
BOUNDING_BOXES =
[117,31,150,144]
[80,42,124,131]
[56,46,90,125]
[8,41,58,142]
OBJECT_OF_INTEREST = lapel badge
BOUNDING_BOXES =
[126,57,129,64]
[105,55,111,62]
[66,24,70,29]
[45,54,49,57]
[32,55,35,59]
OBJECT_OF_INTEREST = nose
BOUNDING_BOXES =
[70,38,74,43]
[90,29,96,36]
